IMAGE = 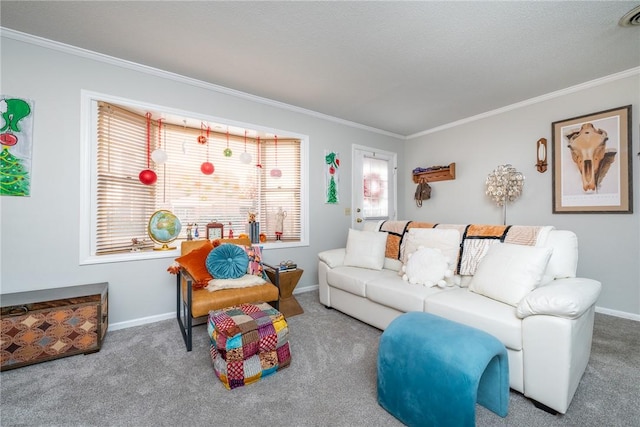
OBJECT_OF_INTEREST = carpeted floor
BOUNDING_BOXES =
[1,290,638,426]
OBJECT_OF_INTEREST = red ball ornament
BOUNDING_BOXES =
[197,135,208,145]
[0,133,18,146]
[139,169,157,185]
[201,162,214,175]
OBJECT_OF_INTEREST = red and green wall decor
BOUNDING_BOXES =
[1,96,34,197]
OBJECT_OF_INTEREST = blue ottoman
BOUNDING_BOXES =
[377,312,509,427]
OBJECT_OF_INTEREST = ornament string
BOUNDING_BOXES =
[256,136,262,168]
[157,118,163,150]
[274,134,278,168]
[145,112,151,168]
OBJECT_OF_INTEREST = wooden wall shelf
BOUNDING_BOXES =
[412,163,456,183]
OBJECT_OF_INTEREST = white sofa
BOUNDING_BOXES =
[317,221,602,414]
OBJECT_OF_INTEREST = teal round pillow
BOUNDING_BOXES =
[206,244,249,279]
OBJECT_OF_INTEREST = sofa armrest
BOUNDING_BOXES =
[516,277,601,319]
[318,248,346,268]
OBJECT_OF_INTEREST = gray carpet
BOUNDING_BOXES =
[1,291,638,426]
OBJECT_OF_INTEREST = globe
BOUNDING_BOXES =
[148,210,182,250]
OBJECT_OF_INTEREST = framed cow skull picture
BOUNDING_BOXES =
[552,105,632,213]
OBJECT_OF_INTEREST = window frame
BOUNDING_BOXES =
[79,90,309,265]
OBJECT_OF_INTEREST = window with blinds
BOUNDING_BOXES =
[94,101,303,256]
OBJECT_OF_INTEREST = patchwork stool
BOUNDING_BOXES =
[208,302,291,389]
[377,312,509,427]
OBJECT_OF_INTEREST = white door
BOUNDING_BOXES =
[352,145,397,229]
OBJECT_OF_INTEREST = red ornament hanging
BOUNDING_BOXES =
[139,112,157,185]
[201,124,214,175]
[201,162,214,175]
[139,169,158,185]
[197,123,210,144]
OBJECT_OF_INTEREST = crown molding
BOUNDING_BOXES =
[407,66,640,140]
[0,27,405,140]
[3,27,636,142]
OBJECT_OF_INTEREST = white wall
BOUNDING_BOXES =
[0,35,403,327]
[404,72,640,317]
[2,33,638,326]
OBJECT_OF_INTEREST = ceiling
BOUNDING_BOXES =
[2,1,639,138]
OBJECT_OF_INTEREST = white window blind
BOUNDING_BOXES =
[96,101,301,255]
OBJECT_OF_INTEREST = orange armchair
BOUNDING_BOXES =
[176,238,279,351]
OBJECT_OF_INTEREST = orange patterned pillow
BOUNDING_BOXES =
[175,241,214,288]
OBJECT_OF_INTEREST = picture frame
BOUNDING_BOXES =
[206,222,224,240]
[552,105,633,213]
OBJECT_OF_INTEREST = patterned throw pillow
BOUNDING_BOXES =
[206,244,250,280]
[174,241,214,288]
[241,245,266,278]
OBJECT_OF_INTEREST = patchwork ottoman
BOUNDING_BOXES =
[377,312,509,427]
[208,302,291,389]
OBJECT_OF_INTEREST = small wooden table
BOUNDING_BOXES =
[265,267,304,318]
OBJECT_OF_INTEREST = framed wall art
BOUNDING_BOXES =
[1,96,34,197]
[552,105,632,213]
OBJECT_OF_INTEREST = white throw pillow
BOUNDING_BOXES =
[343,228,388,270]
[402,247,452,287]
[401,228,461,265]
[469,243,553,306]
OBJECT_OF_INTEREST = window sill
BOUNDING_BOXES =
[80,240,308,265]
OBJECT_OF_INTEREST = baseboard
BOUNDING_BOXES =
[595,306,640,322]
[111,288,636,331]
[109,285,320,331]
[109,312,175,331]
[293,284,318,295]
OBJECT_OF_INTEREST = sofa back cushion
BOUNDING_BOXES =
[538,230,578,280]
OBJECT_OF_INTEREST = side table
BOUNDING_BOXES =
[265,267,304,318]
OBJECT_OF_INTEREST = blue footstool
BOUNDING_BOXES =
[377,312,509,427]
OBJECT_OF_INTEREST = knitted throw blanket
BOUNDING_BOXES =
[379,221,552,275]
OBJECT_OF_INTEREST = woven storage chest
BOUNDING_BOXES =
[1,282,108,371]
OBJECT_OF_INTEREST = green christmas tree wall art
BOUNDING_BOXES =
[1,96,34,197]
[325,151,340,204]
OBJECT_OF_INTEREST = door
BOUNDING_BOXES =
[352,145,397,229]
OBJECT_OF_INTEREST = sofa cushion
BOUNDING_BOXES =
[343,228,388,270]
[425,288,523,350]
[326,266,394,297]
[367,278,453,313]
[538,230,578,280]
[400,227,461,267]
[469,243,552,306]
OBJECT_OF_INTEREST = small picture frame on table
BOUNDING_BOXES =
[206,222,224,240]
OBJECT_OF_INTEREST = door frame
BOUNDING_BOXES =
[351,144,398,229]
